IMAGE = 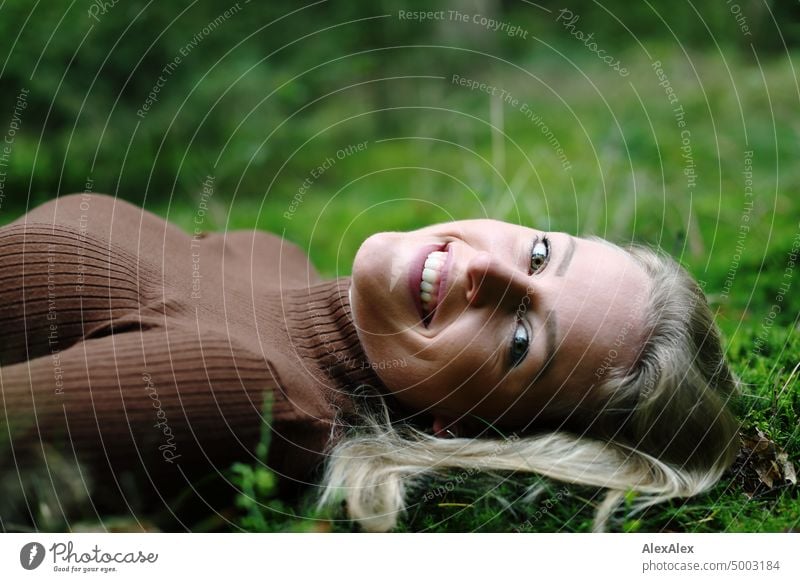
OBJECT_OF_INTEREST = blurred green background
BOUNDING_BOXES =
[0,0,797,531]
[0,1,798,279]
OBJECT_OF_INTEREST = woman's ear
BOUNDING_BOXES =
[432,414,461,438]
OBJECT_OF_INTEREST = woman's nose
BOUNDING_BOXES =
[465,251,533,309]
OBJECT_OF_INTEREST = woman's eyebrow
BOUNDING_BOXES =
[555,236,576,277]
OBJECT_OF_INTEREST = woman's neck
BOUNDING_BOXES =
[281,277,387,415]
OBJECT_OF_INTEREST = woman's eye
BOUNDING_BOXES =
[530,236,550,274]
[509,319,529,368]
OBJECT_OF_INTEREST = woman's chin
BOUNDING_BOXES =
[352,233,390,289]
[352,234,411,326]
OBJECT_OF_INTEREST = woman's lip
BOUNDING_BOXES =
[408,242,447,327]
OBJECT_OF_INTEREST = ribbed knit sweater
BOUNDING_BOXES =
[0,193,385,527]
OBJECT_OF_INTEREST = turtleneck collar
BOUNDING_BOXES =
[282,277,387,416]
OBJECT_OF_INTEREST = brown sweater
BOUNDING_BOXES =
[0,192,385,527]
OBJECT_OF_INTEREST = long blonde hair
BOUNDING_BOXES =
[317,241,740,532]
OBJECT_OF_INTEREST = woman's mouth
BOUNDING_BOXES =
[408,243,451,327]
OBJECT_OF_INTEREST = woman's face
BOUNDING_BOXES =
[350,219,651,432]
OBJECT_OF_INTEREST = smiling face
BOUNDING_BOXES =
[350,219,652,434]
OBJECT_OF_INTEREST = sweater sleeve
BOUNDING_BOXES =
[2,323,342,528]
[0,323,285,515]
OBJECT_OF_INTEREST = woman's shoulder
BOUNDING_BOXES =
[9,192,323,286]
[5,192,192,257]
[201,229,322,286]
[10,192,171,228]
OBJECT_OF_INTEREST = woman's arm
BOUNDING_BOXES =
[0,325,284,523]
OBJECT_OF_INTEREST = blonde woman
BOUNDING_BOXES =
[321,220,740,531]
[0,194,738,531]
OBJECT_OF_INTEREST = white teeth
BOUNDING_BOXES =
[424,251,447,268]
[419,249,447,314]
[422,268,439,283]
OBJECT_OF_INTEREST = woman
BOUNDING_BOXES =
[0,193,739,532]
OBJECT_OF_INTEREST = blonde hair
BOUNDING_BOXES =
[317,241,740,532]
